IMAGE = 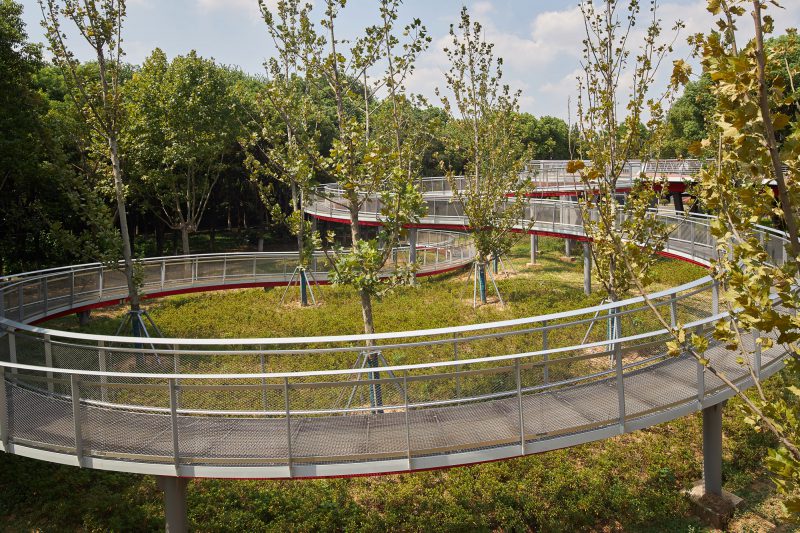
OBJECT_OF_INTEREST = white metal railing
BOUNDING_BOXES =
[0,198,790,478]
[0,230,474,326]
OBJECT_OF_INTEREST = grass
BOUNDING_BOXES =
[1,236,795,531]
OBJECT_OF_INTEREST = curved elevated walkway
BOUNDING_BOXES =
[0,197,790,479]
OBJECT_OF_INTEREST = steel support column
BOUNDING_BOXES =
[702,402,724,496]
[673,192,685,213]
[565,238,573,258]
[529,234,538,264]
[77,310,91,327]
[157,476,189,533]
[583,242,591,295]
[409,227,418,284]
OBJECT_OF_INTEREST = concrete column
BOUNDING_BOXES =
[564,239,573,258]
[673,192,685,213]
[583,242,591,295]
[157,476,189,533]
[529,234,538,264]
[702,403,724,496]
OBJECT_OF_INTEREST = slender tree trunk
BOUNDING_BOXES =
[752,2,799,257]
[181,225,191,256]
[360,288,375,338]
[155,222,165,257]
[292,181,307,306]
[348,199,376,344]
[109,137,140,312]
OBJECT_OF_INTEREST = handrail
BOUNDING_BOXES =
[0,180,789,479]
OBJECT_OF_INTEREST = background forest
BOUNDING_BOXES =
[5,0,781,275]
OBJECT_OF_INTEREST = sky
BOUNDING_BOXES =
[18,0,800,120]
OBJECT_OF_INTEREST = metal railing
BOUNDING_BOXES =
[0,230,474,326]
[0,199,790,478]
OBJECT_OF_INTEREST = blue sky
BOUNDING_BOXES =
[18,0,800,119]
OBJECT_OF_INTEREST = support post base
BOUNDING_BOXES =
[685,480,743,529]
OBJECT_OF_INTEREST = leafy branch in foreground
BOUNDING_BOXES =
[677,0,800,516]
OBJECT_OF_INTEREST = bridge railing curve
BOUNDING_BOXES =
[0,200,789,478]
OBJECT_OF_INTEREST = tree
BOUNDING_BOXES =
[516,113,572,160]
[570,0,683,305]
[38,0,141,315]
[660,73,716,157]
[0,0,117,275]
[124,49,241,255]
[678,2,800,517]
[437,7,533,305]
[258,0,430,339]
[245,0,327,305]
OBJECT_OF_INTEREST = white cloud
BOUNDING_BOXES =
[473,1,494,17]
[196,0,266,18]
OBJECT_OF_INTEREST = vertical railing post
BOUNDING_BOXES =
[614,311,625,432]
[98,266,104,299]
[8,331,17,375]
[669,295,678,329]
[696,356,706,406]
[753,331,762,380]
[453,332,461,397]
[711,280,719,316]
[542,321,549,384]
[44,334,54,393]
[404,372,412,468]
[71,374,83,463]
[516,359,525,455]
[260,352,268,411]
[0,367,8,448]
[17,285,23,322]
[69,270,75,308]
[284,377,293,477]
[169,378,180,470]
[161,260,166,290]
[42,277,48,316]
[98,341,108,402]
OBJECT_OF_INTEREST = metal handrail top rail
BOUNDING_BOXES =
[0,274,713,346]
[0,310,731,380]
[0,231,467,285]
